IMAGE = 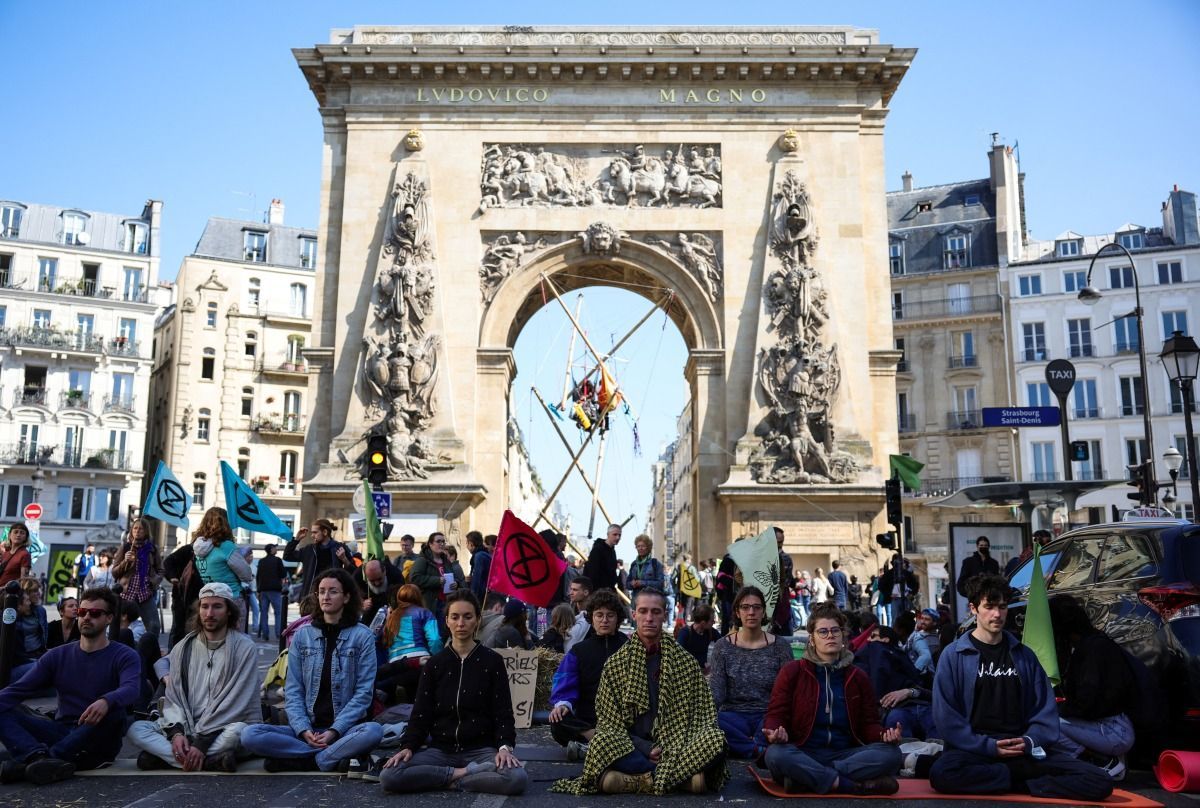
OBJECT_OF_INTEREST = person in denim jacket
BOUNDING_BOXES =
[241,568,382,771]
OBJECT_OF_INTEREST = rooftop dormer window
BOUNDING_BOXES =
[62,211,89,246]
[244,231,267,263]
[1056,239,1081,257]
[944,233,970,269]
[1118,231,1144,250]
[0,205,23,239]
[917,201,933,213]
[963,193,981,206]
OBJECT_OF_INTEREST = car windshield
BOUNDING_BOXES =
[1007,551,1060,592]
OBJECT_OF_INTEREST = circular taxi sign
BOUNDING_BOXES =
[23,502,43,521]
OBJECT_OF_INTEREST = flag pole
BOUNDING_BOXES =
[531,387,614,525]
[558,294,585,411]
[586,430,609,540]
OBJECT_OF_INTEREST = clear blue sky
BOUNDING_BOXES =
[4,1,1197,556]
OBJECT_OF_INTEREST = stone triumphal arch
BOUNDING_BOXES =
[295,26,915,570]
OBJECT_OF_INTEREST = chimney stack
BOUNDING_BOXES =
[267,198,285,225]
[901,171,913,192]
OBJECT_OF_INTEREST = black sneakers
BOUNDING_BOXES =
[202,752,239,773]
[854,775,900,796]
[24,757,75,785]
[264,755,319,773]
[136,751,171,771]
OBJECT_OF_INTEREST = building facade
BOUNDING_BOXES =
[147,201,316,548]
[646,441,676,561]
[0,197,161,569]
[1004,186,1200,524]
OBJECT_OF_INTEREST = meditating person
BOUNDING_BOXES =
[375,583,442,704]
[547,588,628,759]
[46,595,81,649]
[380,590,528,795]
[551,587,728,796]
[929,575,1112,801]
[676,602,721,668]
[708,586,793,760]
[763,603,903,796]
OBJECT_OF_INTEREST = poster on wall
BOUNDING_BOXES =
[947,522,1026,622]
[45,545,79,604]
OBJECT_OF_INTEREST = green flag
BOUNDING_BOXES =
[1023,543,1060,685]
[889,454,925,491]
[727,526,782,615]
[362,481,385,562]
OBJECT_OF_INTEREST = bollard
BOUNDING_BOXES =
[0,579,23,688]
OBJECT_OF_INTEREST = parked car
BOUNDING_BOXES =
[1004,519,1200,749]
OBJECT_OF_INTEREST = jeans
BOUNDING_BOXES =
[765,742,902,794]
[884,703,938,740]
[380,746,528,795]
[874,601,889,627]
[246,590,260,633]
[0,706,126,769]
[718,710,766,759]
[239,722,383,771]
[611,747,656,774]
[1057,713,1135,759]
[126,720,245,767]
[929,748,1113,801]
[258,591,285,639]
[718,600,734,634]
[128,593,160,638]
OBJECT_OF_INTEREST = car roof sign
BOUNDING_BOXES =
[1121,507,1182,521]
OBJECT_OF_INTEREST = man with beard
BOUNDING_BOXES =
[956,536,1000,598]
[126,582,261,771]
[358,558,402,627]
[0,587,140,784]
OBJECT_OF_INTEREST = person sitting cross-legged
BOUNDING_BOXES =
[550,586,728,796]
[240,568,383,772]
[0,587,140,785]
[762,603,903,796]
[547,588,628,761]
[928,574,1113,801]
[126,582,261,772]
[380,590,528,795]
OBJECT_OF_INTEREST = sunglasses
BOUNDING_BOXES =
[77,608,111,618]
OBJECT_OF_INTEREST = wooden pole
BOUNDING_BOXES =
[531,387,614,525]
[586,430,609,539]
[558,294,584,411]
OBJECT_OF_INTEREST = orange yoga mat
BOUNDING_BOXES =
[748,766,1162,807]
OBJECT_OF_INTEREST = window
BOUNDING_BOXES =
[32,309,52,329]
[1157,261,1183,285]
[1118,231,1144,250]
[206,302,218,328]
[118,318,136,345]
[944,234,969,269]
[76,313,95,342]
[897,391,912,430]
[280,451,299,493]
[1114,315,1139,353]
[107,489,121,521]
[0,254,10,287]
[197,408,211,441]
[201,348,215,380]
[18,425,39,462]
[1096,533,1157,582]
[244,331,257,358]
[1119,376,1145,416]
[952,330,975,366]
[1171,381,1198,414]
[193,477,206,510]
[889,242,905,276]
[124,221,148,254]
[286,335,305,365]
[1175,435,1199,479]
[963,193,981,206]
[241,387,254,417]
[37,257,57,291]
[63,425,84,466]
[1126,438,1149,470]
[108,429,128,465]
[1163,311,1189,338]
[1,205,22,238]
[244,231,267,262]
[300,238,317,269]
[947,282,972,315]
[62,212,87,245]
[1031,441,1057,481]
[0,305,5,329]
[1073,379,1099,419]
[1063,269,1087,292]
[68,487,95,521]
[68,369,91,396]
[1027,382,1052,407]
[1017,274,1042,296]
[1057,240,1081,258]
[1174,503,1196,521]
[0,484,34,518]
[290,283,307,317]
[1022,322,1046,361]
[112,372,133,404]
[1067,318,1092,358]
[237,447,250,481]
[917,201,933,213]
[247,278,261,310]
[123,267,142,301]
[1109,265,1135,289]
[1076,439,1103,480]
[953,385,978,415]
[895,337,907,372]
[1047,537,1103,589]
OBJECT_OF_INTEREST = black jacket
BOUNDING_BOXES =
[568,629,628,725]
[283,538,354,599]
[1058,631,1137,720]
[583,538,618,591]
[955,552,1000,596]
[401,643,516,753]
[256,555,287,593]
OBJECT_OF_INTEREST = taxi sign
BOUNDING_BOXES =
[1121,506,1177,521]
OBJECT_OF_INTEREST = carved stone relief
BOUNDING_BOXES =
[479,143,721,210]
[749,170,859,485]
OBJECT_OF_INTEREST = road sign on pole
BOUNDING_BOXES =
[22,503,43,521]
[371,492,392,519]
[982,407,1061,428]
[1046,359,1078,481]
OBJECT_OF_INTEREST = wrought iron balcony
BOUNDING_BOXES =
[12,387,48,407]
[0,442,53,465]
[256,357,309,376]
[107,337,141,357]
[892,294,1001,321]
[103,394,137,415]
[250,414,306,434]
[896,359,910,373]
[1068,344,1095,359]
[1019,347,1048,363]
[946,409,983,429]
[59,390,94,411]
[903,475,1012,497]
[948,355,978,369]
[80,449,134,470]
[1075,468,1108,481]
[898,413,918,433]
[1,327,106,354]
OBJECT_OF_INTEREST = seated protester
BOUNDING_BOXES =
[929,574,1113,801]
[280,593,318,649]
[359,558,403,628]
[677,603,721,669]
[376,584,442,704]
[127,583,260,772]
[477,592,508,647]
[488,599,533,650]
[548,589,628,759]
[381,590,528,795]
[902,608,941,678]
[708,586,794,760]
[563,576,593,653]
[1048,595,1137,779]
[118,600,146,648]
[8,584,48,682]
[0,587,140,785]
[762,603,903,796]
[854,626,936,741]
[551,587,728,796]
[240,569,383,772]
[536,603,577,654]
[47,595,81,649]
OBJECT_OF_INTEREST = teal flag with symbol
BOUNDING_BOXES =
[727,526,783,616]
[220,461,293,541]
[142,460,193,529]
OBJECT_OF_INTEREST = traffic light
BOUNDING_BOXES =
[367,433,388,487]
[885,477,903,529]
[875,532,896,550]
[1126,461,1161,506]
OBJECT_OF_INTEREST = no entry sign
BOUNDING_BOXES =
[23,502,43,521]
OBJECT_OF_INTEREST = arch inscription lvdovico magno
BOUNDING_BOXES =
[296,26,915,573]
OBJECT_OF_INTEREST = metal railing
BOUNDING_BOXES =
[0,443,133,470]
[1075,468,1107,481]
[1029,472,1061,482]
[0,327,106,354]
[896,359,910,373]
[59,390,94,411]
[107,338,141,357]
[946,409,983,429]
[1068,344,1095,359]
[1072,406,1102,419]
[103,394,137,415]
[903,475,1012,497]
[898,413,918,433]
[893,294,1001,321]
[948,355,978,369]
[250,414,306,434]
[256,357,309,374]
[12,387,48,407]
[1018,347,1048,363]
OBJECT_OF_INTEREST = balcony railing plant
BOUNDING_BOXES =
[257,357,309,374]
[103,394,137,415]
[13,387,48,407]
[60,390,93,411]
[0,327,106,354]
[108,337,141,357]
[251,414,306,434]
[893,294,1001,321]
[948,355,978,369]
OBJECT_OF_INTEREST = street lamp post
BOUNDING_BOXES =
[1079,242,1156,505]
[1159,330,1200,513]
[30,465,44,503]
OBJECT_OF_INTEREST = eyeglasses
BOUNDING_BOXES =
[737,603,765,612]
[432,539,446,545]
[77,608,111,619]
[813,627,844,638]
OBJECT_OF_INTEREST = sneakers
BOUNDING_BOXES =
[598,769,655,794]
[345,758,368,779]
[136,751,171,771]
[264,755,318,773]
[565,740,588,761]
[0,760,26,784]
[1098,755,1127,781]
[202,752,239,773]
[854,775,900,796]
[361,757,386,783]
[24,757,75,785]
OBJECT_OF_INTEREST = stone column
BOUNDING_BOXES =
[474,347,516,533]
[686,348,726,561]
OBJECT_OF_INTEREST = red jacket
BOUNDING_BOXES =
[763,658,884,746]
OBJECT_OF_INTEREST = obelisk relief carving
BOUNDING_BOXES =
[749,170,860,484]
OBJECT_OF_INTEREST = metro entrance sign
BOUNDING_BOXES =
[982,407,1062,428]
[22,503,43,521]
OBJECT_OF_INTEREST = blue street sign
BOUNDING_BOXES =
[371,492,392,518]
[982,406,1061,428]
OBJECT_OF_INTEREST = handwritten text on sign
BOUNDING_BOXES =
[496,648,539,729]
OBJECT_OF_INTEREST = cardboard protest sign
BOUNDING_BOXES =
[495,647,539,729]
